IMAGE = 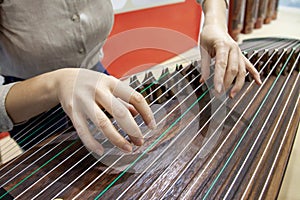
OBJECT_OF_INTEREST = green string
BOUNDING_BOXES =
[140,71,170,94]
[0,140,78,199]
[0,70,171,199]
[18,110,65,145]
[202,46,298,200]
[94,85,213,200]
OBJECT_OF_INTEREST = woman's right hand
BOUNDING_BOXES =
[55,68,156,155]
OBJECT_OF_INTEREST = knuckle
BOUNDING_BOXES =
[74,124,84,135]
[132,92,144,104]
[217,60,227,68]
[216,40,227,47]
[64,101,74,113]
[230,67,238,75]
[97,117,110,129]
[241,69,247,77]
[231,42,239,49]
[114,107,128,118]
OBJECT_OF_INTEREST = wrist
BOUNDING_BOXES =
[202,0,228,31]
[52,68,77,103]
[203,23,228,33]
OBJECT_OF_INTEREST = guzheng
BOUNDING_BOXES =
[0,37,299,200]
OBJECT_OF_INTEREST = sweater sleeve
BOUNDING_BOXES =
[0,83,17,132]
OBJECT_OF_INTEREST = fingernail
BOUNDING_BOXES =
[230,91,236,98]
[215,83,223,93]
[148,119,157,130]
[136,138,144,146]
[95,149,104,156]
[123,144,132,153]
[200,77,204,83]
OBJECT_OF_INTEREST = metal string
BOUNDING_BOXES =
[0,37,284,167]
[161,48,275,200]
[57,64,207,200]
[92,40,287,199]
[121,47,272,199]
[177,43,298,200]
[0,57,199,198]
[93,85,213,200]
[0,69,157,175]
[201,44,299,200]
[225,50,300,199]
[258,81,299,200]
[241,52,300,200]
[35,39,288,198]
[18,62,200,199]
[0,38,296,198]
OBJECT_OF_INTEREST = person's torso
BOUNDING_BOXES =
[0,0,114,79]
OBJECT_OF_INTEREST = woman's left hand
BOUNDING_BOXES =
[199,24,262,98]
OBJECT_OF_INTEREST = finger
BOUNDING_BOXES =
[243,54,262,85]
[87,102,134,153]
[214,43,230,93]
[118,98,139,116]
[200,46,211,83]
[110,97,144,145]
[128,136,144,147]
[230,59,246,98]
[72,114,104,156]
[94,90,144,145]
[111,81,156,130]
[224,48,239,90]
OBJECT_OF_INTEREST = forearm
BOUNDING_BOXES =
[5,70,60,123]
[202,0,228,31]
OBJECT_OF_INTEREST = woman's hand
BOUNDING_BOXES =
[200,24,262,98]
[6,68,156,156]
[55,68,156,155]
[199,0,262,98]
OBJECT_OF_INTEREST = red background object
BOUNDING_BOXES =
[0,132,10,140]
[103,0,202,78]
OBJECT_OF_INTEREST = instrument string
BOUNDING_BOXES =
[120,96,219,199]
[0,38,296,198]
[259,78,299,200]
[0,70,166,190]
[0,124,73,186]
[202,44,299,200]
[0,37,282,166]
[240,38,285,52]
[225,50,300,199]
[10,111,54,141]
[0,70,157,174]
[161,48,274,200]
[28,39,288,198]
[160,39,299,199]
[0,134,77,199]
[1,110,65,158]
[0,107,64,159]
[0,58,200,198]
[242,52,300,200]
[178,44,296,199]
[93,85,214,200]
[128,48,272,199]
[0,73,156,184]
[93,40,285,198]
[58,65,209,200]
[31,39,298,198]
[0,119,70,181]
[18,62,199,199]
